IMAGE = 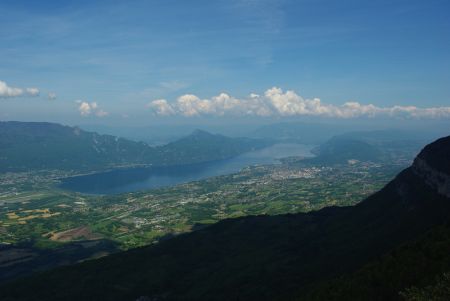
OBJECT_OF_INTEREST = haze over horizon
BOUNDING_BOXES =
[1,0,449,128]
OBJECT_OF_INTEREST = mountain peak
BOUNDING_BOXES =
[415,136,450,174]
[412,136,450,198]
[190,129,214,137]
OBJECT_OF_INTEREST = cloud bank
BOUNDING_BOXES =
[76,101,108,117]
[0,80,40,98]
[148,87,450,119]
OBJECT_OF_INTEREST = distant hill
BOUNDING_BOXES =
[251,122,351,144]
[0,122,269,172]
[252,123,446,146]
[297,129,436,165]
[253,125,441,165]
[1,136,449,300]
[308,136,384,164]
[337,130,435,160]
[155,129,269,166]
[337,128,445,145]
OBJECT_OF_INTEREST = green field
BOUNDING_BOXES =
[0,160,405,250]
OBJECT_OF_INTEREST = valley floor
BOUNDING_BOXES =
[0,157,407,281]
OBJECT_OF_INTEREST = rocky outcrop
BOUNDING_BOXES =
[412,136,450,198]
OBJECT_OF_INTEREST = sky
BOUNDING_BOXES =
[0,0,450,126]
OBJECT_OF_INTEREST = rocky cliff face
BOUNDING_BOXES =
[412,136,450,198]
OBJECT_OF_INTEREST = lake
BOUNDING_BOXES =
[59,143,314,195]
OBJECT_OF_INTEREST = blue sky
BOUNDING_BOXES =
[0,0,449,125]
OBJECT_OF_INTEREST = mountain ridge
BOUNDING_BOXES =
[0,121,270,172]
[413,136,450,198]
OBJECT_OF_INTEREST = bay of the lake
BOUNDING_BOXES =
[59,143,314,195]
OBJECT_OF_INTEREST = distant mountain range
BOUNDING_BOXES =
[294,129,435,165]
[0,122,270,172]
[251,122,447,146]
[153,129,269,166]
[2,135,449,300]
[308,136,384,164]
[251,121,351,144]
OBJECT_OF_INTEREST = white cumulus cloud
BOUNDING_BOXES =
[25,87,39,96]
[147,99,175,116]
[148,87,450,119]
[0,80,40,98]
[76,101,108,117]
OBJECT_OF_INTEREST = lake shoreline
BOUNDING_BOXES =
[59,143,315,195]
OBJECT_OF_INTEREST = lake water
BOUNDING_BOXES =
[59,143,314,195]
